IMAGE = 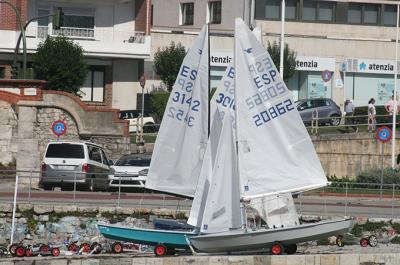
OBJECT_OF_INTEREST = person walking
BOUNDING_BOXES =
[385,95,400,125]
[368,98,376,132]
[344,99,357,133]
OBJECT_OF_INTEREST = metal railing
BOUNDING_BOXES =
[1,169,400,219]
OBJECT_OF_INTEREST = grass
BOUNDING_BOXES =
[130,133,157,144]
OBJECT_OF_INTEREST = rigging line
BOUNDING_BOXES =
[207,23,211,137]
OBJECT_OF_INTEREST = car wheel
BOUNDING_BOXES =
[329,115,341,126]
[42,184,52,191]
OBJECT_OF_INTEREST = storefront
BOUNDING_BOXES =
[344,58,398,107]
[287,56,336,101]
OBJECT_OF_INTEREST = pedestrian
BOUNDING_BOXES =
[384,95,400,124]
[344,99,357,133]
[368,98,376,132]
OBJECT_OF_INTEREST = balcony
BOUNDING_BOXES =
[21,25,150,58]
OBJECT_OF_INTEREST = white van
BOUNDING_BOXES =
[39,141,113,191]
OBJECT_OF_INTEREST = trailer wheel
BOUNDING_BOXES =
[15,246,25,257]
[336,235,344,247]
[368,235,378,247]
[360,238,369,247]
[271,242,284,255]
[39,244,49,253]
[9,243,20,256]
[90,242,102,254]
[51,248,60,257]
[154,244,167,256]
[285,244,297,254]
[80,243,90,253]
[25,248,32,257]
[68,243,78,252]
[112,242,123,254]
[0,246,7,256]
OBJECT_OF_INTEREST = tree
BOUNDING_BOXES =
[149,91,171,121]
[153,42,186,91]
[33,36,88,95]
[267,41,297,82]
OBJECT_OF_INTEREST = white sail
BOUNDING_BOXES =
[146,26,209,197]
[250,194,299,228]
[200,108,241,233]
[234,18,327,199]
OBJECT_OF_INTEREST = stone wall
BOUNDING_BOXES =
[0,100,17,165]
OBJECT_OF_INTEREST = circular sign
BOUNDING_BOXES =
[139,75,146,88]
[51,120,67,136]
[376,126,392,143]
[321,70,332,82]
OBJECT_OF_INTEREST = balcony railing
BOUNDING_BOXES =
[28,26,146,44]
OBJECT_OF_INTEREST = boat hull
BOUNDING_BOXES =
[189,218,352,253]
[97,223,197,249]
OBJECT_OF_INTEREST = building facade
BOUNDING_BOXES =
[0,0,151,111]
[150,0,400,109]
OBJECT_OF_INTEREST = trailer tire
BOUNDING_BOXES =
[154,244,167,256]
[112,242,123,254]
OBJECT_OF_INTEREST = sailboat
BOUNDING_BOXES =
[187,18,352,254]
[97,25,210,256]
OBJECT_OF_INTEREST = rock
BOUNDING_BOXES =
[98,206,116,214]
[78,206,98,214]
[33,205,53,214]
[39,215,49,222]
[18,218,27,224]
[0,203,12,213]
[54,205,77,213]
[18,204,33,212]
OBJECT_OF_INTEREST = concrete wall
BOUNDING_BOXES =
[0,100,17,165]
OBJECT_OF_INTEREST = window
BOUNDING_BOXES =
[52,8,95,38]
[37,9,50,38]
[101,150,110,166]
[265,0,280,20]
[302,0,317,21]
[80,67,105,102]
[208,1,221,24]
[285,0,297,20]
[348,3,362,24]
[88,146,102,163]
[318,2,334,21]
[181,2,194,25]
[384,5,397,26]
[45,144,84,159]
[364,4,378,24]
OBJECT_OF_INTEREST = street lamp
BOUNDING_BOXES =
[392,3,400,169]
[279,0,285,78]
[139,75,146,144]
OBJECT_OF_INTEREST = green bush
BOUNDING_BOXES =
[356,168,400,187]
[351,223,362,237]
[353,105,396,125]
[149,91,170,121]
[391,236,400,244]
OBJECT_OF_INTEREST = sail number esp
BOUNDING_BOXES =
[167,65,201,127]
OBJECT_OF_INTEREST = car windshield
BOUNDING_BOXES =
[115,158,151,167]
[46,144,84,159]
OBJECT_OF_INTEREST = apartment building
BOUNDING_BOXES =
[151,0,400,108]
[0,0,151,111]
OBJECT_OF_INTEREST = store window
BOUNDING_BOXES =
[208,1,221,24]
[364,4,378,24]
[181,2,194,25]
[383,5,397,26]
[80,67,105,102]
[348,3,362,24]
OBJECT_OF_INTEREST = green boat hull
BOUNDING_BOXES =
[97,223,197,249]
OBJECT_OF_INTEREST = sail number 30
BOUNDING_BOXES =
[252,99,294,127]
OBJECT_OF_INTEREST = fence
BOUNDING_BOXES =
[1,169,400,219]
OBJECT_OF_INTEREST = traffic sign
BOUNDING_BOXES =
[51,120,67,136]
[376,126,392,143]
[321,70,332,82]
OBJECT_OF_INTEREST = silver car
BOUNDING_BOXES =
[296,98,342,126]
[109,155,151,189]
[39,141,113,191]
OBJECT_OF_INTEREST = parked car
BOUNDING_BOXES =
[39,141,113,191]
[295,98,342,126]
[109,155,151,189]
[119,110,156,133]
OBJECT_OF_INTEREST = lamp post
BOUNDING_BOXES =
[392,3,400,169]
[279,0,285,78]
[139,75,146,144]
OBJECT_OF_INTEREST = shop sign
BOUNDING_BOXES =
[346,58,400,74]
[295,56,336,71]
[210,51,233,66]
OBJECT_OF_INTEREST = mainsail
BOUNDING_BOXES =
[146,26,209,197]
[234,18,327,199]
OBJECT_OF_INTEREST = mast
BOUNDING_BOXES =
[208,23,211,137]
[234,19,247,230]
